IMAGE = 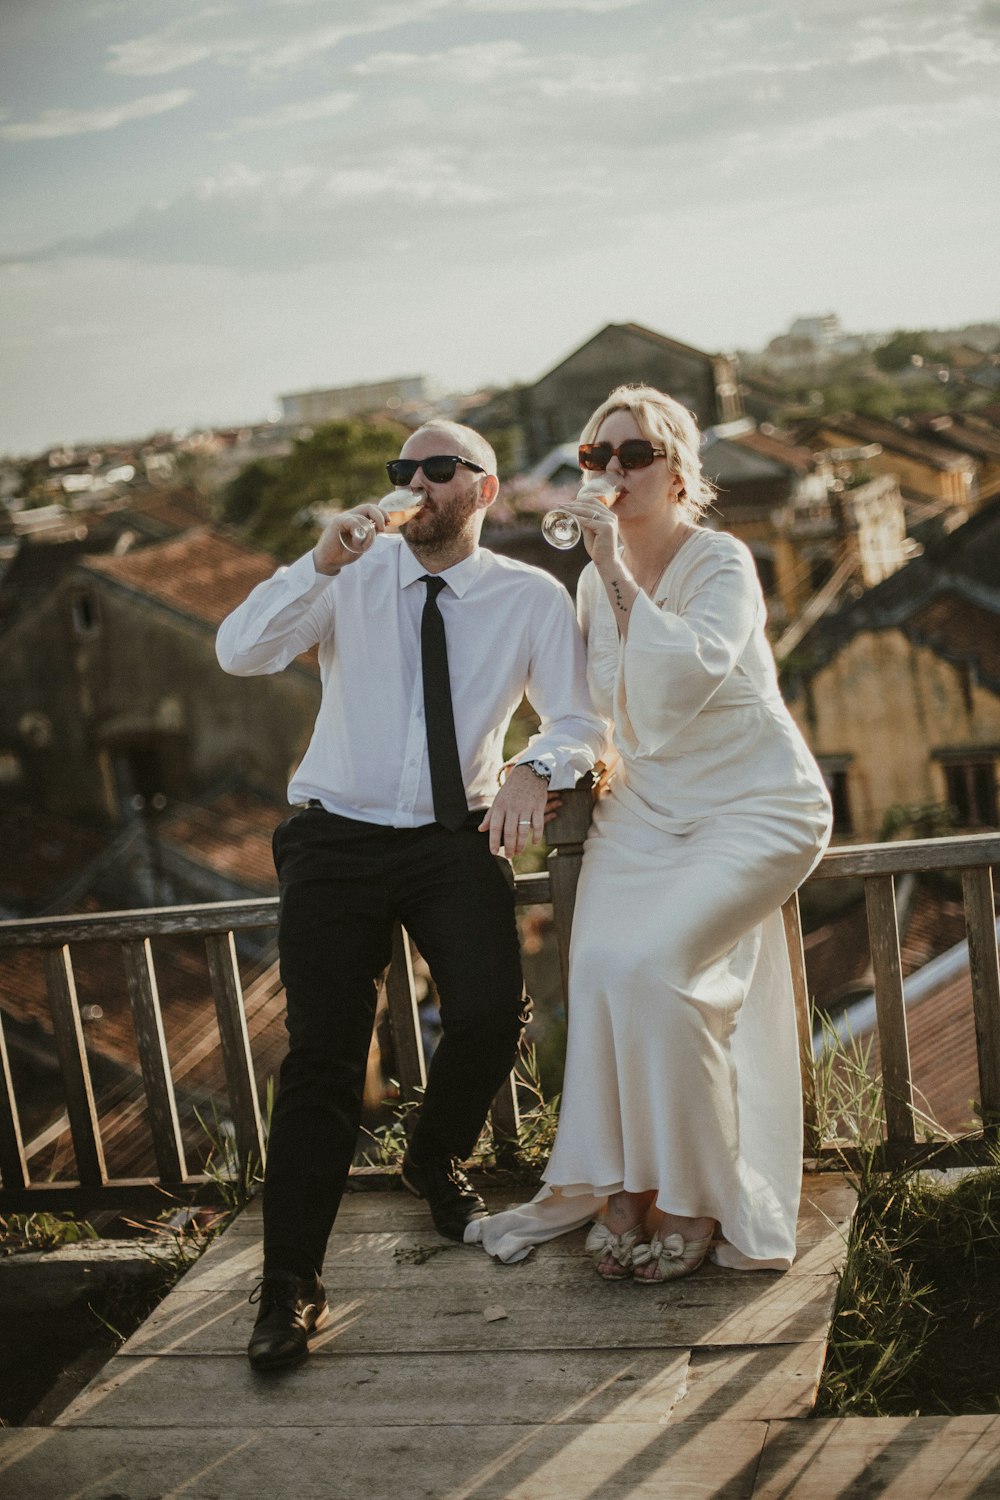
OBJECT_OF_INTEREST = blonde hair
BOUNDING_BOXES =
[580,384,715,522]
[409,420,497,477]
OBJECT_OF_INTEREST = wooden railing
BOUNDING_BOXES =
[1,793,998,1206]
[782,831,1000,1163]
[0,785,594,1209]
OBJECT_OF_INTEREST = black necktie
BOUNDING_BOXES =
[420,575,469,831]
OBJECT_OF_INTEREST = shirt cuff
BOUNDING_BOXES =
[514,742,598,793]
[277,549,339,602]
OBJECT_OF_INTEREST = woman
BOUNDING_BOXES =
[466,385,832,1280]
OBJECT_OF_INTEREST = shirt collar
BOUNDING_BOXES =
[398,542,483,600]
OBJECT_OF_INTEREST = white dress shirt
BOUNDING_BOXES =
[216,536,605,826]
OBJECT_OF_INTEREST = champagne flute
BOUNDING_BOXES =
[542,476,618,549]
[337,488,425,553]
[339,514,376,554]
[377,487,426,530]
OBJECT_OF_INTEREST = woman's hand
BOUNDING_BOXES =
[556,494,621,571]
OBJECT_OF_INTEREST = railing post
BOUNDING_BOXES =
[120,938,188,1182]
[544,775,595,1013]
[42,946,107,1187]
[962,866,1000,1142]
[0,1010,28,1191]
[384,924,427,1109]
[204,930,267,1175]
[864,874,916,1146]
[781,892,819,1152]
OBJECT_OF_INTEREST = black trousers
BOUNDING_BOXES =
[262,805,529,1278]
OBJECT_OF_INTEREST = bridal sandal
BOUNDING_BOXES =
[585,1221,642,1281]
[632,1231,713,1283]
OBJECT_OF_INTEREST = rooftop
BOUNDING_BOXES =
[82,527,280,632]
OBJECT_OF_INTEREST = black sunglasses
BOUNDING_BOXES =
[386,454,487,486]
[579,440,667,472]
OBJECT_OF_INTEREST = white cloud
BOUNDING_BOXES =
[354,40,643,98]
[353,40,526,80]
[192,152,497,209]
[0,90,194,142]
[248,0,449,73]
[323,153,497,204]
[217,90,357,136]
[467,0,646,10]
[734,93,1000,159]
[106,35,217,76]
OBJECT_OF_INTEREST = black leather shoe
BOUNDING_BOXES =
[401,1152,488,1241]
[247,1271,329,1371]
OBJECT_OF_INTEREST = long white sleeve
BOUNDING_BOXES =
[216,551,335,676]
[619,542,760,754]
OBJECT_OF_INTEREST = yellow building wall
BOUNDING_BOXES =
[814,424,972,507]
[789,629,1000,839]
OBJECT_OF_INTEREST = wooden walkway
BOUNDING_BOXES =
[2,1171,1000,1498]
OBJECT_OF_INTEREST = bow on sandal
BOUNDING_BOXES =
[632,1231,713,1283]
[584,1221,642,1280]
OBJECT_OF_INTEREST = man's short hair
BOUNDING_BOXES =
[410,420,497,478]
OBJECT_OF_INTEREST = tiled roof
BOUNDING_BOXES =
[0,807,110,914]
[908,592,1000,690]
[159,787,283,894]
[789,494,1000,680]
[800,413,976,472]
[898,885,970,974]
[618,321,726,361]
[865,967,982,1137]
[535,322,722,386]
[729,426,817,474]
[804,883,970,1017]
[82,528,283,631]
[117,487,213,539]
[904,413,1000,465]
[804,900,873,1011]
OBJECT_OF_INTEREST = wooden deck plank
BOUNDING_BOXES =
[56,1349,692,1428]
[753,1415,1000,1498]
[59,1342,830,1431]
[681,1344,829,1421]
[114,1271,841,1356]
[181,1176,854,1288]
[7,1173,861,1500]
[0,1420,769,1500]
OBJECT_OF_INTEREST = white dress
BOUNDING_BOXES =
[467,528,832,1270]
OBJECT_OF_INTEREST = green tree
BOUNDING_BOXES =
[873,330,945,373]
[223,419,406,560]
[221,459,278,526]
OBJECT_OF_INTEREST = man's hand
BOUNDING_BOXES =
[479,764,548,856]
[313,504,387,575]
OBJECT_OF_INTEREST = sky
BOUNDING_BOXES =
[1,0,998,455]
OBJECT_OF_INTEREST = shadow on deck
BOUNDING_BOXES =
[4,1172,1000,1497]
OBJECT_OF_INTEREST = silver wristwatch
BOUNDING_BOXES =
[522,760,552,782]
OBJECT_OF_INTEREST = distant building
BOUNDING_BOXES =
[796,411,979,519]
[470,322,741,469]
[702,421,912,623]
[279,376,427,426]
[784,496,1000,841]
[789,314,841,348]
[759,314,875,375]
[0,528,319,822]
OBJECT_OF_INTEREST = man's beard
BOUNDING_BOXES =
[403,489,478,551]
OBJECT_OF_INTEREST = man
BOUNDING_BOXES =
[216,420,603,1371]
